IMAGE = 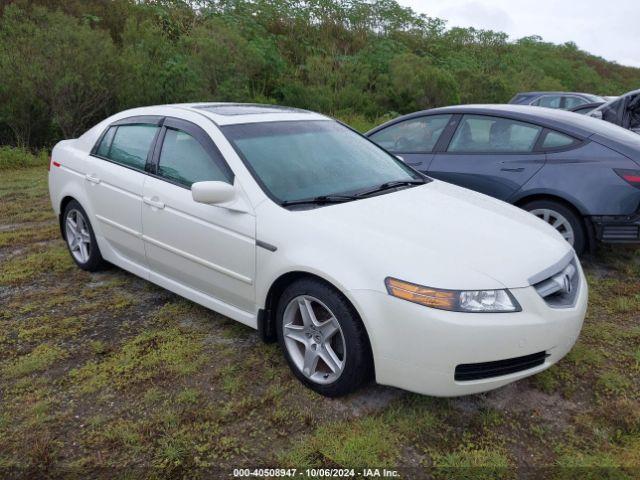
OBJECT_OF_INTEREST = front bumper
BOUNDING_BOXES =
[351,267,588,397]
[591,213,640,243]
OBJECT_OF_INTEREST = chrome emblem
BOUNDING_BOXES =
[562,274,572,294]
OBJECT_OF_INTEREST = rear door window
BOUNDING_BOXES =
[369,115,452,153]
[100,124,159,170]
[447,115,542,153]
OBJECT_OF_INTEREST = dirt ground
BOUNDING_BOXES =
[1,166,639,479]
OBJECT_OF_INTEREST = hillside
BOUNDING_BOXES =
[1,0,639,147]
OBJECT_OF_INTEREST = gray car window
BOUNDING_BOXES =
[369,115,452,153]
[448,115,542,153]
[532,96,562,108]
[563,96,587,109]
[542,131,575,149]
[158,128,229,187]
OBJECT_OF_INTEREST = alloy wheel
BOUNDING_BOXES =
[530,208,575,245]
[282,295,346,385]
[65,209,92,263]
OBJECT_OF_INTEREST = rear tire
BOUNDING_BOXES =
[276,278,372,397]
[62,199,107,271]
[521,199,586,255]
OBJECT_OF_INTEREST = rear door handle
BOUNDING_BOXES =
[500,167,525,172]
[143,196,165,209]
[85,174,101,184]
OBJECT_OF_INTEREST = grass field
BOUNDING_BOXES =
[1,165,639,479]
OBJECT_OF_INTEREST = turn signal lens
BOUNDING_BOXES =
[385,277,457,310]
[385,277,520,313]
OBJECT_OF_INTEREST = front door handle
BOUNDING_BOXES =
[500,167,525,172]
[143,196,165,209]
[85,173,101,184]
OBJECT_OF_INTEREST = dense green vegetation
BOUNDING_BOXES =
[2,0,640,148]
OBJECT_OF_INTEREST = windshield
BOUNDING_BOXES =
[222,120,421,204]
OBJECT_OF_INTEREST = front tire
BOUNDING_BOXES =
[521,199,586,255]
[276,278,372,397]
[62,200,107,271]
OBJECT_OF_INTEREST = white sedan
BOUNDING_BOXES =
[49,103,588,397]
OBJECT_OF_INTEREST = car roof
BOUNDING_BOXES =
[515,91,599,97]
[366,104,630,139]
[162,102,329,126]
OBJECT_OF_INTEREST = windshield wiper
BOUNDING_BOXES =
[281,194,358,207]
[355,179,426,198]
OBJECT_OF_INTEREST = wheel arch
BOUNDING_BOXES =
[58,195,77,240]
[513,193,595,252]
[258,270,375,377]
[512,190,588,215]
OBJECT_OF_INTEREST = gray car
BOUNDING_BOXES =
[367,105,640,255]
[589,88,640,134]
[509,91,605,110]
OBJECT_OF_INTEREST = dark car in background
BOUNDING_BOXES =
[589,89,640,134]
[367,105,640,255]
[510,92,605,110]
[569,102,605,115]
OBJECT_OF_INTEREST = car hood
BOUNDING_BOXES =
[274,180,573,291]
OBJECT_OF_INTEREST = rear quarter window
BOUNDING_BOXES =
[542,131,577,150]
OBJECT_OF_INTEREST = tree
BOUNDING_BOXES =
[0,5,118,145]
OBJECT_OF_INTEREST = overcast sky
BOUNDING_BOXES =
[397,0,640,67]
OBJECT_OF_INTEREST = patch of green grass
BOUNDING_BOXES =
[282,415,401,468]
[0,147,48,170]
[431,445,512,479]
[0,168,52,223]
[17,315,84,342]
[2,344,66,379]
[70,328,206,393]
[0,242,74,285]
[99,419,145,451]
[597,371,632,396]
[154,433,191,470]
[176,387,200,405]
[612,296,640,313]
[0,222,58,247]
[219,364,242,395]
[89,340,108,355]
[533,368,560,394]
[565,343,605,372]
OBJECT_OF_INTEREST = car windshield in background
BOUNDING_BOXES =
[222,120,422,205]
[585,94,606,103]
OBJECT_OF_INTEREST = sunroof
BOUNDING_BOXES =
[194,104,307,116]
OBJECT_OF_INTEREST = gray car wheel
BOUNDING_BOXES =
[522,200,586,255]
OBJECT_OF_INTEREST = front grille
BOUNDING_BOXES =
[601,225,639,241]
[533,258,580,308]
[455,351,548,381]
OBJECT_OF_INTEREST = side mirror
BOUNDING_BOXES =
[192,181,235,205]
[590,110,603,120]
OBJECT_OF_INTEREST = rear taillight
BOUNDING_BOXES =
[614,169,640,189]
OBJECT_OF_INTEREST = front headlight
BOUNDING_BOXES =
[385,277,521,313]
